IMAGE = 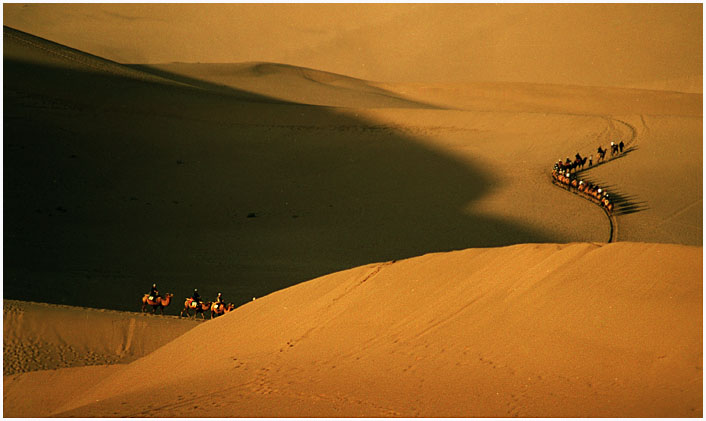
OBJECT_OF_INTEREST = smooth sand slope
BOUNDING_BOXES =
[7,242,702,417]
[3,300,201,376]
[3,300,201,418]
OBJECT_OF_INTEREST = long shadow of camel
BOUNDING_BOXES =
[575,145,648,216]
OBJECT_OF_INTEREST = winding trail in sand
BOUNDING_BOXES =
[550,114,641,242]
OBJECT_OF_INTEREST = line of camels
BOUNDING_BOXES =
[140,133,634,319]
[141,293,236,319]
[551,140,629,214]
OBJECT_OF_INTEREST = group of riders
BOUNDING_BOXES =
[143,141,628,314]
[551,141,626,213]
[146,283,231,318]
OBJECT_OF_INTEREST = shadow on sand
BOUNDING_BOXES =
[5,35,561,313]
[574,151,649,217]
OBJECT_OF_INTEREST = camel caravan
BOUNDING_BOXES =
[142,284,235,320]
[180,298,235,319]
[551,141,626,214]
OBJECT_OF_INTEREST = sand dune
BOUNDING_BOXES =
[4,25,701,313]
[3,300,200,417]
[138,62,435,109]
[4,4,702,93]
[8,242,701,417]
[3,299,200,376]
[2,4,702,417]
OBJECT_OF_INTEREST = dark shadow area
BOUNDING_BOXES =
[4,31,559,314]
[612,201,651,216]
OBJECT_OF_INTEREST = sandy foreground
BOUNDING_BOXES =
[2,3,703,418]
[4,242,703,417]
[3,300,201,417]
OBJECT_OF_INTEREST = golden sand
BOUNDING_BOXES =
[3,4,702,417]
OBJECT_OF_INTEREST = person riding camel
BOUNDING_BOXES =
[214,292,224,310]
[597,146,606,161]
[148,283,159,301]
[192,288,201,307]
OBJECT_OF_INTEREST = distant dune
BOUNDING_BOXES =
[135,62,436,109]
[4,4,702,92]
[2,3,702,418]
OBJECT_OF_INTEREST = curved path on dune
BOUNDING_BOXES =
[551,116,639,243]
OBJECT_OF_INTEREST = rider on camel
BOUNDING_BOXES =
[192,288,201,307]
[148,283,159,301]
[597,145,606,161]
[215,292,224,310]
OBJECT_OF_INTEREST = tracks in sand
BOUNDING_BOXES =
[551,116,640,243]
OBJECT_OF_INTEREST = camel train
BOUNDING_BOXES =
[552,169,614,212]
[178,298,235,319]
[142,293,235,320]
[143,140,626,318]
[551,141,625,214]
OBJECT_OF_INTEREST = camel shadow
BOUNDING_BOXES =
[576,145,639,174]
[572,175,649,217]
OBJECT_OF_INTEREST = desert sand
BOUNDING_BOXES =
[3,3,703,418]
[5,243,703,417]
[3,300,201,417]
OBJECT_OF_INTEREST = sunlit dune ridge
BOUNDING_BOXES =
[4,4,702,93]
[10,242,695,418]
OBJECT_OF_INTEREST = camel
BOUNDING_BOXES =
[597,146,607,162]
[180,298,212,319]
[611,143,619,156]
[141,292,173,314]
[210,302,236,319]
